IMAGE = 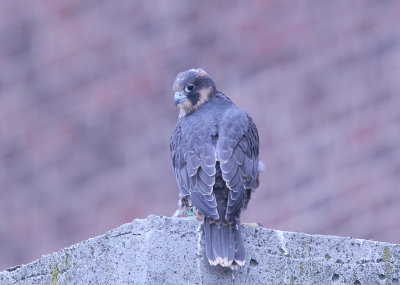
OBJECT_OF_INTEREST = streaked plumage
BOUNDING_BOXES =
[170,68,260,268]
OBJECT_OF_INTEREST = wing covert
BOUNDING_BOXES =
[216,109,259,221]
[170,121,219,219]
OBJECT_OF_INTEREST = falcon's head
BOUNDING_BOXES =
[173,68,216,117]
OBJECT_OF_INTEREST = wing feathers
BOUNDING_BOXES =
[233,147,244,165]
[196,172,213,195]
[222,163,238,182]
[198,168,215,186]
[191,191,219,219]
[216,110,259,217]
[220,156,236,173]
[186,152,201,177]
[171,106,259,223]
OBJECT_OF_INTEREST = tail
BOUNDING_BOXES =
[203,218,245,268]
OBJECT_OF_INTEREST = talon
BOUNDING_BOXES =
[241,222,263,227]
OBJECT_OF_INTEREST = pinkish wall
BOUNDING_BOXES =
[1,0,400,269]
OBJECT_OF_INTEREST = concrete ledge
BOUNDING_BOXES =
[1,215,400,284]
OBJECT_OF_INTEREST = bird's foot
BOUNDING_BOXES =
[241,222,263,227]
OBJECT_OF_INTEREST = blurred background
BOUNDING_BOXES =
[1,0,400,270]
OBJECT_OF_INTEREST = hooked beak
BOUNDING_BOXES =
[174,91,187,105]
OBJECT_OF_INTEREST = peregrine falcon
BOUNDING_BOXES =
[170,68,260,268]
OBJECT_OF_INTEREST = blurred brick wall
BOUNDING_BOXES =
[1,0,400,269]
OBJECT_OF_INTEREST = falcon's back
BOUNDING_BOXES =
[170,69,260,268]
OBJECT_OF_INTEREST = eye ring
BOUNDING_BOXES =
[185,84,195,92]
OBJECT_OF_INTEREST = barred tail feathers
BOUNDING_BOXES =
[203,218,245,268]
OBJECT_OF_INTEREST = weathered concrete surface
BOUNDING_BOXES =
[1,215,400,285]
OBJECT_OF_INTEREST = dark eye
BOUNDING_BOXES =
[185,84,195,92]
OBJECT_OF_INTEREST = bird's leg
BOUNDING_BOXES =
[187,206,194,217]
[184,197,196,218]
